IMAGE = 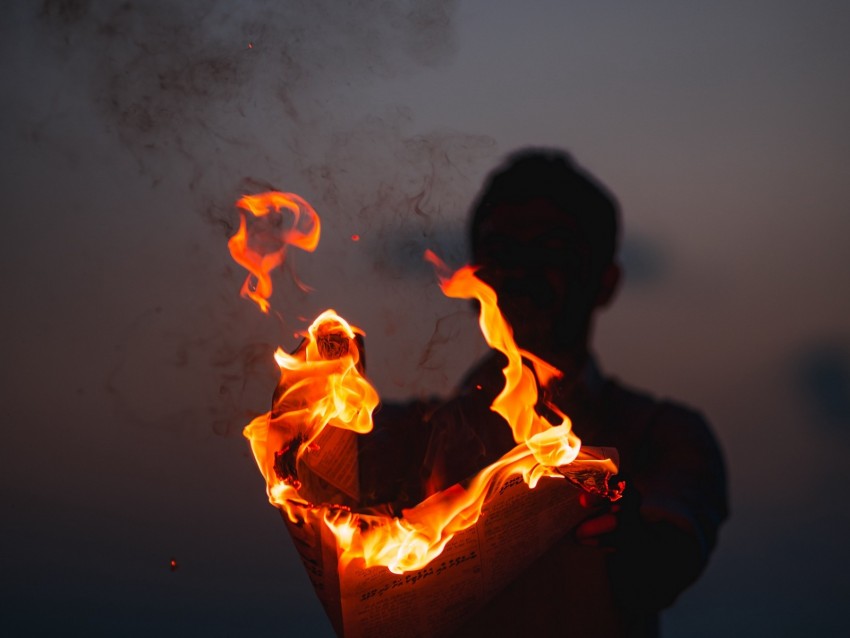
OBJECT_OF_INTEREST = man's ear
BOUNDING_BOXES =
[595,261,621,308]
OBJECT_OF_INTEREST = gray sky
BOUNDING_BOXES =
[2,1,849,635]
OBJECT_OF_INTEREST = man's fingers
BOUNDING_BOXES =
[576,493,622,548]
[579,491,607,509]
[575,513,618,543]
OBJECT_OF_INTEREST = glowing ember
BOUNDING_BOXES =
[169,557,178,572]
[231,191,621,575]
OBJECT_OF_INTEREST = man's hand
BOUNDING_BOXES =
[575,491,621,551]
[574,486,702,610]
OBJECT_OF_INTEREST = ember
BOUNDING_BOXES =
[273,434,305,485]
[315,321,351,360]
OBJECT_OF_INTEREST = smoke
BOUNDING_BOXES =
[35,0,464,191]
[793,340,850,432]
[26,0,497,432]
[305,109,495,276]
[619,231,668,287]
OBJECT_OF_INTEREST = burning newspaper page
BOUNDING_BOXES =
[228,192,623,637]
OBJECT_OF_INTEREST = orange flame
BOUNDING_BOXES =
[227,191,320,313]
[244,310,379,519]
[424,250,581,470]
[235,192,620,575]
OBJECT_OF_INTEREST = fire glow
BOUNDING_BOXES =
[231,191,621,574]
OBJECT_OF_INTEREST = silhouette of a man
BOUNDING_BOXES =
[417,149,728,637]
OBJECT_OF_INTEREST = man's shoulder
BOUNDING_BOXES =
[603,375,727,500]
[602,375,711,434]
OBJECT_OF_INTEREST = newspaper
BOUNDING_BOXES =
[282,444,619,638]
[298,425,362,506]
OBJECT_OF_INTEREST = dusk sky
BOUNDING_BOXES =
[2,1,849,636]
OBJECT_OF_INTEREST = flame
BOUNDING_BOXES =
[234,192,620,575]
[424,250,581,469]
[227,191,320,313]
[244,309,380,521]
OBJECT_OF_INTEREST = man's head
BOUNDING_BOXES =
[469,148,621,362]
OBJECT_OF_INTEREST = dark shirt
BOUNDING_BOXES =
[359,352,728,637]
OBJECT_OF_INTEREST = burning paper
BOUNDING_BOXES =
[228,190,623,636]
